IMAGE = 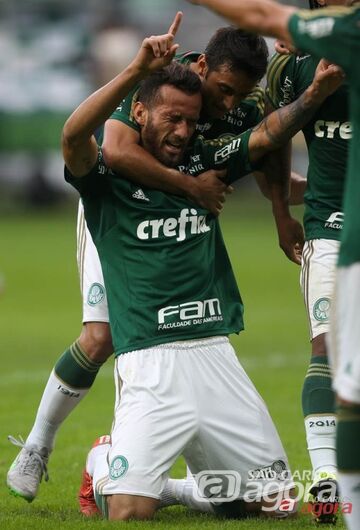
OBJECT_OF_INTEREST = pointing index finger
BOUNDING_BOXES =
[168,11,183,37]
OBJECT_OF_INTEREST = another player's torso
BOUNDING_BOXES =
[267,53,349,241]
[67,151,244,356]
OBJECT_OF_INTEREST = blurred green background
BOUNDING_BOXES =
[0,0,309,212]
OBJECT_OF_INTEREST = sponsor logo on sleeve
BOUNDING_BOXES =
[214,138,242,164]
[298,17,335,38]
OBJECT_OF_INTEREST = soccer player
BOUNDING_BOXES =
[6,15,305,503]
[187,1,360,528]
[60,18,340,520]
[266,0,350,522]
[103,24,306,264]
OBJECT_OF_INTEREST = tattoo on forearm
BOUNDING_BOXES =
[254,91,318,149]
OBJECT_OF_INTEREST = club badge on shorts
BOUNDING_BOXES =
[313,297,331,322]
[109,455,129,480]
[87,282,105,306]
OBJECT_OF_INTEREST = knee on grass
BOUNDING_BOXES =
[107,494,159,521]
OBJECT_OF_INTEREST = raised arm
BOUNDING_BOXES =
[102,113,228,215]
[188,0,296,42]
[247,59,344,162]
[62,13,182,177]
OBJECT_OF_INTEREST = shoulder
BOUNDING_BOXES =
[110,86,141,130]
[175,51,201,65]
[267,52,295,91]
[241,86,266,119]
[267,52,308,108]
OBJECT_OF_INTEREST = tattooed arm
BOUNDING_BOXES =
[248,59,344,162]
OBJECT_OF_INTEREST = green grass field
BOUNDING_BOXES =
[0,193,345,529]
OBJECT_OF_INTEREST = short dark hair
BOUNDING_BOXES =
[204,26,269,82]
[309,0,321,8]
[137,62,201,107]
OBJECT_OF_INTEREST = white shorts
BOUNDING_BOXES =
[95,337,293,501]
[300,239,340,340]
[77,201,109,323]
[329,263,360,404]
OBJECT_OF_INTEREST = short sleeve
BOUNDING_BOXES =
[288,7,360,76]
[192,129,256,184]
[64,148,109,198]
[108,85,141,133]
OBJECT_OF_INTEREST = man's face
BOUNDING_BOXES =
[201,64,257,120]
[140,85,201,168]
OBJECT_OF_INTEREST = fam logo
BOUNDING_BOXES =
[109,455,129,480]
[313,297,331,322]
[214,137,242,164]
[158,298,223,330]
[87,283,105,306]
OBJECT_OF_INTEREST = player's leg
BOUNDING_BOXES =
[182,337,296,520]
[300,239,339,521]
[7,201,112,502]
[92,344,198,520]
[330,263,360,530]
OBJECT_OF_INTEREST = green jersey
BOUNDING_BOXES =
[66,130,255,356]
[267,52,348,241]
[110,51,265,140]
[289,6,360,265]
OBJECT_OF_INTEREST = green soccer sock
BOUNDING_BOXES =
[55,341,103,388]
[302,356,337,476]
[94,490,109,519]
[26,341,104,452]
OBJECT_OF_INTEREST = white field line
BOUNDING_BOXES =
[0,352,306,387]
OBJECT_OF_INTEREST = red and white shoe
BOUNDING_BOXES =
[78,435,111,517]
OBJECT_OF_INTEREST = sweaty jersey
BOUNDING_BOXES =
[110,51,265,141]
[289,6,360,266]
[267,52,349,241]
[66,129,255,356]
